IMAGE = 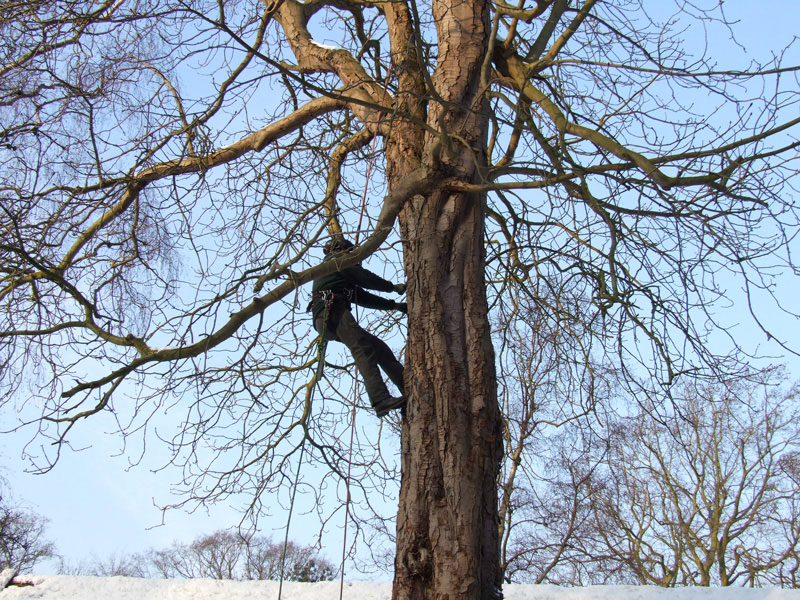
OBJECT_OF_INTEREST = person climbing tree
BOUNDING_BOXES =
[308,237,408,417]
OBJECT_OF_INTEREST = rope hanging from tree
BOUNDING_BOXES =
[276,298,329,600]
[279,65,392,598]
[337,112,387,598]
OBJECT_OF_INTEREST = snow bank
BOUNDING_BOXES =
[0,577,389,600]
[0,569,17,590]
[3,576,800,600]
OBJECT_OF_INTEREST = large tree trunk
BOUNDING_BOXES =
[389,0,502,594]
[393,182,503,599]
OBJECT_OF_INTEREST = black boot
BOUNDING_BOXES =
[374,395,406,418]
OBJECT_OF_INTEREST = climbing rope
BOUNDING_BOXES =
[277,298,330,600]
[280,64,395,599]
[339,304,360,600]
[338,67,393,593]
[338,129,383,598]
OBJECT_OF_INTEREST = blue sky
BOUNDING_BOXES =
[2,0,799,577]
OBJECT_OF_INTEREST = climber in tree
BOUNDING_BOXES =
[308,237,407,417]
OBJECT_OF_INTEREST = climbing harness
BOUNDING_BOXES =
[305,288,353,313]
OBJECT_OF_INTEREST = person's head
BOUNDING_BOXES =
[323,237,355,255]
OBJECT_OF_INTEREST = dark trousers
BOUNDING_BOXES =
[314,303,405,407]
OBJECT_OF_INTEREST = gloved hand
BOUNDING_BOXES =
[393,283,406,294]
[395,302,408,314]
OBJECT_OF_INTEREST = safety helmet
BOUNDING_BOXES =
[323,237,355,255]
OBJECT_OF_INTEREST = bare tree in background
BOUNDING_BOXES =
[503,371,800,587]
[148,529,333,581]
[58,530,333,581]
[494,286,614,584]
[151,530,246,580]
[584,374,800,586]
[1,1,799,596]
[65,553,151,578]
[0,482,55,574]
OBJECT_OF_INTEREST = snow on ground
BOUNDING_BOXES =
[3,577,800,600]
[0,572,14,590]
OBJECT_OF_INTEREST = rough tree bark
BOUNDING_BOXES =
[395,183,503,599]
[388,0,504,595]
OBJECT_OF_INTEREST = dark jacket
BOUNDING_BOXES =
[309,253,397,320]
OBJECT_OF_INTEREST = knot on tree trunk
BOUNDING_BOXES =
[404,543,432,579]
